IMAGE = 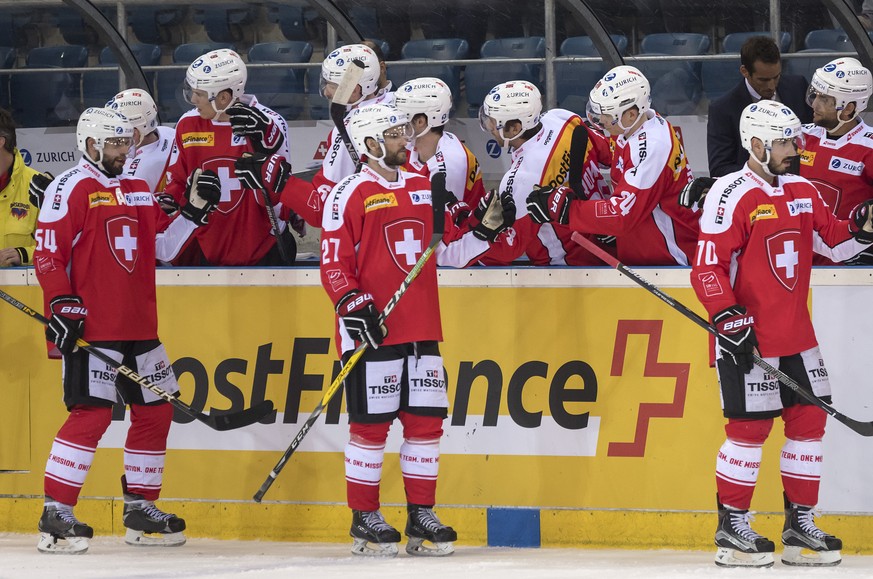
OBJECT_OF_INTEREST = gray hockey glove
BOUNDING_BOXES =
[849,199,873,244]
[28,171,54,209]
[180,169,221,225]
[472,189,516,241]
[226,103,285,155]
[526,184,574,225]
[679,177,716,209]
[337,290,386,349]
[713,305,758,375]
[46,295,87,355]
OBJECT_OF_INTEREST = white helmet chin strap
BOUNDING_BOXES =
[830,109,859,135]
[211,96,238,120]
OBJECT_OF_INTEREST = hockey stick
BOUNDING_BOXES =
[570,232,873,437]
[0,288,274,431]
[239,151,293,265]
[329,59,365,173]
[253,173,449,502]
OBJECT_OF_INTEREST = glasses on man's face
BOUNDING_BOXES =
[104,137,132,148]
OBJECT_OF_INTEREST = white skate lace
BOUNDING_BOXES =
[796,508,828,539]
[415,508,445,532]
[363,511,394,532]
[141,502,176,523]
[54,505,84,526]
[729,511,766,541]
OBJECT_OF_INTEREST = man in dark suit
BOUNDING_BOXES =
[707,36,813,177]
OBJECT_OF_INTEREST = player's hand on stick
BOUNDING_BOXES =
[180,169,221,225]
[849,199,873,244]
[526,184,573,225]
[46,295,87,355]
[713,305,758,374]
[473,188,516,241]
[679,177,716,210]
[234,153,291,204]
[337,290,386,349]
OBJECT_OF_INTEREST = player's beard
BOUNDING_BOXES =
[769,155,800,175]
[815,114,840,131]
[383,147,407,168]
[101,155,126,176]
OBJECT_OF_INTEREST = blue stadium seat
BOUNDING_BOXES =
[388,38,469,101]
[56,6,116,47]
[0,12,31,49]
[247,41,313,121]
[556,35,628,115]
[266,4,307,42]
[128,7,185,45]
[465,37,546,116]
[804,29,852,51]
[82,44,162,110]
[638,33,711,115]
[193,4,254,44]
[723,31,791,53]
[11,45,88,128]
[783,49,837,83]
[156,42,234,123]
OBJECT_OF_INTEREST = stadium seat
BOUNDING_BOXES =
[247,41,313,121]
[387,38,468,101]
[465,37,545,116]
[128,7,185,45]
[783,49,837,83]
[82,44,162,110]
[0,12,31,49]
[11,45,88,128]
[193,4,254,44]
[638,33,711,115]
[266,4,307,42]
[556,35,628,115]
[56,6,116,47]
[155,42,234,123]
[722,31,791,53]
[804,29,853,51]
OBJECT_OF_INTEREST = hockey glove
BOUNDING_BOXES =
[596,234,617,247]
[155,192,179,215]
[713,305,758,375]
[679,176,716,209]
[337,290,386,349]
[46,295,87,356]
[472,189,516,241]
[28,171,54,209]
[234,152,291,203]
[526,185,574,225]
[849,199,873,244]
[180,169,221,226]
[226,103,285,155]
[445,194,472,228]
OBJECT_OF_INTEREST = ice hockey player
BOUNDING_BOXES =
[690,100,873,567]
[33,107,220,553]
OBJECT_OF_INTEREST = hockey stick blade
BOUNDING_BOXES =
[332,59,364,106]
[571,232,873,437]
[0,288,274,432]
[253,174,448,501]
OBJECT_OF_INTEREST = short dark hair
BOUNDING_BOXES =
[0,108,16,153]
[362,39,385,63]
[740,36,781,74]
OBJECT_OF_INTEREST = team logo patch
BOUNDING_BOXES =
[105,215,139,273]
[799,150,815,166]
[201,157,242,215]
[364,193,398,213]
[696,271,724,298]
[765,230,801,291]
[828,156,864,176]
[181,132,215,148]
[408,189,432,205]
[384,219,425,273]
[325,268,349,293]
[10,202,28,219]
[749,204,778,224]
[786,198,813,217]
[88,191,118,208]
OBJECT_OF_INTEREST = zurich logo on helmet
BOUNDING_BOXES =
[116,126,124,134]
[836,70,846,78]
[192,58,203,69]
[329,49,340,58]
[784,127,793,136]
[605,72,616,81]
[404,85,412,92]
[823,63,837,72]
[203,65,212,73]
[750,105,758,112]
[389,115,397,124]
[781,108,792,115]
[493,94,501,101]
[336,58,345,67]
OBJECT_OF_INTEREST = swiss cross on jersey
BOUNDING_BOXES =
[106,215,139,273]
[384,219,425,273]
[766,230,801,291]
[201,156,244,215]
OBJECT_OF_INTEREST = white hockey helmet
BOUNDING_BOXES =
[184,48,247,103]
[740,100,804,173]
[478,81,542,147]
[586,65,651,134]
[320,44,380,104]
[807,57,872,118]
[76,107,134,163]
[345,103,412,165]
[105,89,158,146]
[394,77,452,135]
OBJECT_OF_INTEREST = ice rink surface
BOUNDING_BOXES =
[2,534,873,579]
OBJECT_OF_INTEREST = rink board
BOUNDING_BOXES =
[1,267,872,550]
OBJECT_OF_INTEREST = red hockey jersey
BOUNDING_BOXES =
[34,158,197,342]
[691,167,868,357]
[164,95,290,265]
[567,110,699,265]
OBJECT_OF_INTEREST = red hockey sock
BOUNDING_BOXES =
[124,402,173,501]
[44,405,112,506]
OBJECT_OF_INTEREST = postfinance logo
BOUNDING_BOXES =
[88,191,118,207]
[364,193,397,212]
[181,132,215,148]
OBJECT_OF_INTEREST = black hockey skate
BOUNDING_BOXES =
[714,500,774,568]
[122,477,186,547]
[405,505,457,557]
[37,500,93,554]
[350,509,401,557]
[781,493,842,567]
